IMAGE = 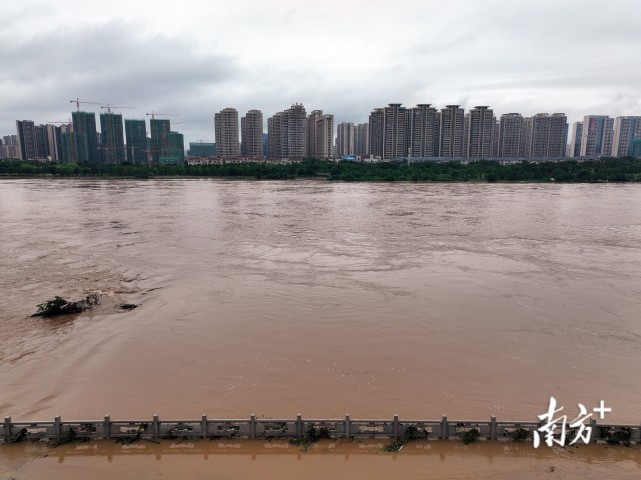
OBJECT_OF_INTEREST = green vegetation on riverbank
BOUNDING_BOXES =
[2,157,641,182]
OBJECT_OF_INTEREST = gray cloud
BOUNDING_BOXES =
[2,0,641,145]
[0,20,239,141]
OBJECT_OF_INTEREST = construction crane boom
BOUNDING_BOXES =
[70,98,102,112]
[101,104,136,114]
[145,111,180,120]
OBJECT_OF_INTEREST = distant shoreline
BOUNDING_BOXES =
[1,158,640,183]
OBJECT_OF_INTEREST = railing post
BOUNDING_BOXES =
[490,416,497,441]
[54,416,62,442]
[250,414,256,439]
[392,414,399,439]
[345,414,351,439]
[201,414,208,439]
[152,415,160,440]
[441,415,448,440]
[104,415,111,439]
[4,416,11,443]
[296,414,302,438]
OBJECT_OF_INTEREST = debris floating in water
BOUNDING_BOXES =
[118,303,138,310]
[32,294,100,317]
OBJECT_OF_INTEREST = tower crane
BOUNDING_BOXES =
[101,104,135,114]
[70,98,102,111]
[145,112,179,120]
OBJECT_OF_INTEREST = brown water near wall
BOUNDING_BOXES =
[1,178,641,477]
[1,439,641,480]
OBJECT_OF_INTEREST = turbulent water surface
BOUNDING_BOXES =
[1,179,640,425]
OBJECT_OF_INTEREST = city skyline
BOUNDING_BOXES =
[4,100,640,152]
[8,103,641,161]
[1,0,640,144]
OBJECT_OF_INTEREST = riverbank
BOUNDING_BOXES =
[2,157,641,182]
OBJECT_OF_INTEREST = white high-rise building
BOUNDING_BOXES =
[241,109,263,158]
[214,108,240,157]
[268,104,307,158]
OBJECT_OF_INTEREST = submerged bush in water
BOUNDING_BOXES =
[33,294,100,317]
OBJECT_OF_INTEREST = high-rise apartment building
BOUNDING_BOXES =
[407,104,439,157]
[306,110,323,158]
[368,109,384,158]
[61,129,89,163]
[150,119,171,164]
[268,104,306,158]
[336,122,355,156]
[100,113,125,163]
[439,105,465,157]
[529,114,552,157]
[369,104,408,160]
[72,111,98,162]
[267,115,282,158]
[612,116,641,157]
[383,104,407,160]
[287,104,307,158]
[498,113,523,157]
[125,119,148,164]
[465,106,496,158]
[16,120,36,160]
[1,135,20,158]
[355,123,370,157]
[580,115,613,157]
[569,122,583,157]
[215,108,240,157]
[520,113,568,157]
[547,113,568,157]
[3,135,18,146]
[314,114,334,159]
[241,109,263,158]
[1,144,19,159]
[188,142,216,157]
[45,124,62,162]
[520,117,532,158]
[34,125,48,159]
[165,131,185,163]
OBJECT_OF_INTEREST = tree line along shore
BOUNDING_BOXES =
[1,158,641,183]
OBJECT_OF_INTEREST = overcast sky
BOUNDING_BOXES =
[2,0,641,144]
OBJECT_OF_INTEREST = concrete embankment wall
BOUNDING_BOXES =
[3,414,640,444]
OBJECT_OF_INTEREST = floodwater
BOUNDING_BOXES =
[1,179,641,477]
[2,439,641,480]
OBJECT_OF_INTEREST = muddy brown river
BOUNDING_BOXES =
[1,179,640,478]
